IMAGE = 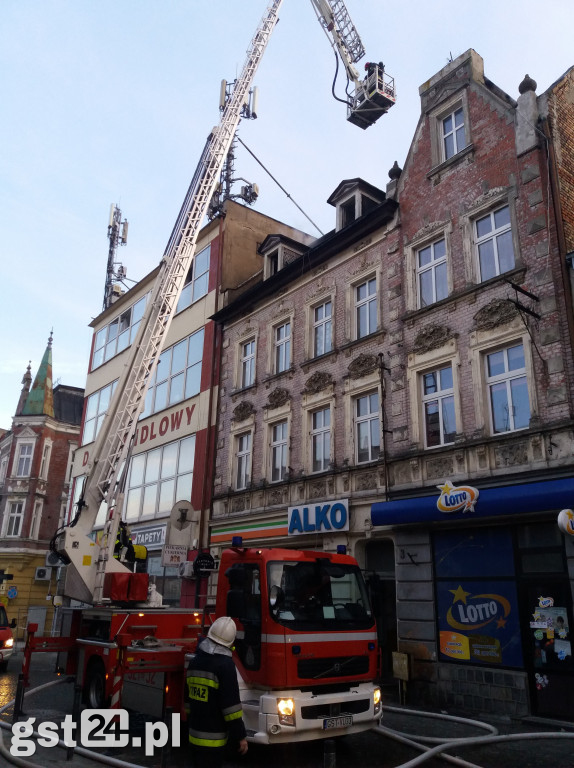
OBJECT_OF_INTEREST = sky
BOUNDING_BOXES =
[0,0,572,430]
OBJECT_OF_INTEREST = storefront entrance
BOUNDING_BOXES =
[365,539,397,682]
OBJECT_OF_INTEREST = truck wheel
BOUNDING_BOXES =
[0,661,7,673]
[83,659,107,708]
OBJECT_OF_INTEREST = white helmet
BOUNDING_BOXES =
[207,616,237,648]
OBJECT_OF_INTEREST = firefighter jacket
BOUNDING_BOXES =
[184,642,246,749]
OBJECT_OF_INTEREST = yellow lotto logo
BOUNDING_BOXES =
[436,480,479,514]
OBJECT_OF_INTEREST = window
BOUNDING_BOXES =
[0,455,7,484]
[476,205,514,281]
[313,301,332,357]
[274,322,291,374]
[39,442,52,479]
[141,329,204,417]
[422,366,456,447]
[240,340,256,388]
[83,381,118,445]
[125,435,195,522]
[311,407,331,472]
[92,295,147,369]
[236,433,252,490]
[30,501,43,540]
[16,444,33,477]
[442,107,466,160]
[417,239,448,307]
[355,278,377,339]
[176,245,210,312]
[355,393,380,463]
[271,421,288,482]
[341,198,356,228]
[486,343,530,433]
[5,502,24,537]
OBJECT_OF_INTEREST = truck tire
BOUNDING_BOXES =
[83,658,107,708]
[0,660,8,673]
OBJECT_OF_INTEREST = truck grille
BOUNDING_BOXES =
[297,655,369,679]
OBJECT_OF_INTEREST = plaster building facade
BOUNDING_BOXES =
[0,336,83,639]
[68,200,312,608]
[211,51,574,721]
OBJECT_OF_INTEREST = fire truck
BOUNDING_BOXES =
[24,0,394,745]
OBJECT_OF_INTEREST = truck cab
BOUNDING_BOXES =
[216,545,382,743]
[0,606,15,671]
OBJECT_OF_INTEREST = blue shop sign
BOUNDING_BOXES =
[371,477,574,527]
[288,499,349,536]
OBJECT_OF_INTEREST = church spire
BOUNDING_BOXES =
[15,361,33,416]
[21,332,55,418]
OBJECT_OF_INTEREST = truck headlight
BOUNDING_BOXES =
[373,687,381,715]
[4,638,14,648]
[277,698,295,726]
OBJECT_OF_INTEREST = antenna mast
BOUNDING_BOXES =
[104,204,129,311]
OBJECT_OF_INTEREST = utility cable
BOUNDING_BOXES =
[235,136,324,236]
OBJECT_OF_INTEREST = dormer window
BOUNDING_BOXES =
[327,179,386,233]
[259,235,308,280]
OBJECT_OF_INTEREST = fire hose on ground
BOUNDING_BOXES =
[2,679,574,768]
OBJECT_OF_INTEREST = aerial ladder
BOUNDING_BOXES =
[53,0,395,606]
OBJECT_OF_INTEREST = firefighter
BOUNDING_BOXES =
[184,616,248,767]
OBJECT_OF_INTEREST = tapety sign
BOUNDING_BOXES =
[288,499,349,536]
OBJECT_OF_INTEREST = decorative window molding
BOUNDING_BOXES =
[404,222,452,312]
[406,337,461,447]
[16,442,34,477]
[235,432,252,490]
[39,440,53,480]
[460,189,520,285]
[4,501,24,537]
[428,89,471,169]
[468,321,536,436]
[271,319,292,374]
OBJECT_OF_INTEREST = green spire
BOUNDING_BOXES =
[22,332,55,418]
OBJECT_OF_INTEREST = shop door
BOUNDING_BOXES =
[517,524,574,720]
[365,540,397,682]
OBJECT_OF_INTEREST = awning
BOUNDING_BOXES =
[371,476,574,527]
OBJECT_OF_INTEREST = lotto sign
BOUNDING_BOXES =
[436,480,479,514]
[557,509,574,536]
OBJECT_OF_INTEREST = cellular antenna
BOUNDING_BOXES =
[103,204,129,310]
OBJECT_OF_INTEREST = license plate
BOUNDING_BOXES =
[323,715,353,730]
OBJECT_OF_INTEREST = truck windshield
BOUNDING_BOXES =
[267,559,373,630]
[0,606,8,627]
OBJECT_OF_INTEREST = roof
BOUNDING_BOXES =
[54,385,84,426]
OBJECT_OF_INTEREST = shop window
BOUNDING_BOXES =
[125,435,195,522]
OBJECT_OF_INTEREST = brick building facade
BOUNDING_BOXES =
[212,51,574,720]
[0,335,83,640]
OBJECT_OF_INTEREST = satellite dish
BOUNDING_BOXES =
[170,500,194,531]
